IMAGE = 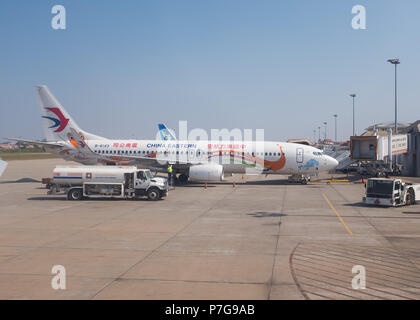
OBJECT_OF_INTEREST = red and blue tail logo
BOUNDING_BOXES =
[42,107,69,132]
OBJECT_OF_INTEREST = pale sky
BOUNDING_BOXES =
[1,0,420,142]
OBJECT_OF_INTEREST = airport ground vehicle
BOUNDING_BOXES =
[357,162,402,177]
[363,178,420,207]
[50,166,168,200]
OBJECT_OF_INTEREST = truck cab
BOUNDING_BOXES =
[132,169,168,200]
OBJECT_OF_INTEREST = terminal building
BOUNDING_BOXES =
[359,121,420,177]
[399,121,420,177]
[363,122,410,136]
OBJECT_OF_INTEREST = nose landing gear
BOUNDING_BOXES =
[288,174,311,185]
[301,177,310,185]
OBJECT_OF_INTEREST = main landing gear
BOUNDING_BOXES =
[288,174,311,185]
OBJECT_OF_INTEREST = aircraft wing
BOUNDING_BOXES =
[106,153,190,166]
[68,128,97,155]
[6,138,65,148]
[69,128,189,167]
[90,149,191,167]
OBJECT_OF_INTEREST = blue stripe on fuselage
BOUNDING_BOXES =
[53,176,82,179]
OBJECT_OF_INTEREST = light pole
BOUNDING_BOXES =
[323,122,327,141]
[313,130,316,144]
[350,94,356,136]
[387,58,400,135]
[318,126,321,143]
[333,114,338,143]
[387,58,400,170]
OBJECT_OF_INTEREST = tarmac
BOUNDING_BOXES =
[0,158,419,300]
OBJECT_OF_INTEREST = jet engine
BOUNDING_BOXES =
[189,164,224,181]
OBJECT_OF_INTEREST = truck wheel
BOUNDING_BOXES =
[147,188,161,201]
[68,188,83,200]
[407,189,415,205]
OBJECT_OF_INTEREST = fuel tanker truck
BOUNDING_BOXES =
[48,166,168,201]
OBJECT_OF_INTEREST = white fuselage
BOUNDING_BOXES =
[23,85,339,179]
[48,139,338,175]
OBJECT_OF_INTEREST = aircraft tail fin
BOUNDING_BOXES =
[35,85,106,142]
[158,123,177,141]
[36,85,81,142]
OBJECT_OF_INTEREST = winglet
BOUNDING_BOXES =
[0,159,8,177]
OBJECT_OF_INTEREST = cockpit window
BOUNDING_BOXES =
[313,152,325,156]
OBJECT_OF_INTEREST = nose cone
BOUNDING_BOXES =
[327,156,339,169]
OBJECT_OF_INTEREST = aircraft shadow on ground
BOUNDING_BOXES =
[342,202,373,208]
[174,184,217,188]
[242,180,299,186]
[344,202,420,211]
[402,211,420,215]
[175,179,320,187]
[0,178,40,184]
[247,212,287,218]
[27,196,68,201]
[27,196,151,202]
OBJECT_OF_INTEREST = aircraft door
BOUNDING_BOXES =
[194,148,203,164]
[186,148,199,163]
[296,148,304,164]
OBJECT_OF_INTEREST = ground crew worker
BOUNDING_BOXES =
[167,165,173,186]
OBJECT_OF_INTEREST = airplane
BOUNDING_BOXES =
[8,85,338,184]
